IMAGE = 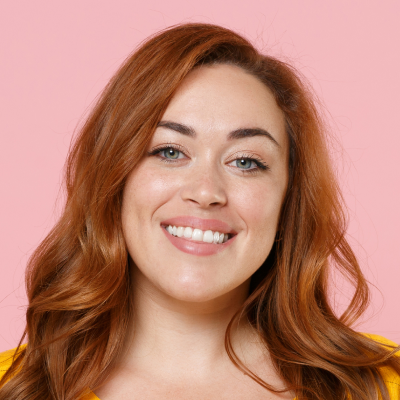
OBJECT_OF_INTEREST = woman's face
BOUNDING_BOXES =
[122,64,289,305]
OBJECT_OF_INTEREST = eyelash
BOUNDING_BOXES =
[147,144,269,175]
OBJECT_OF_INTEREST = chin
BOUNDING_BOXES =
[164,279,223,303]
[161,274,247,307]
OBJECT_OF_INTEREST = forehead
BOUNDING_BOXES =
[159,64,287,148]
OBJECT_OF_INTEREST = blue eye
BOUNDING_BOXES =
[227,155,269,174]
[148,145,187,162]
[162,148,181,159]
[235,158,254,169]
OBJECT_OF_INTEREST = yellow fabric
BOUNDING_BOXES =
[0,346,24,383]
[1,334,399,399]
[362,334,400,399]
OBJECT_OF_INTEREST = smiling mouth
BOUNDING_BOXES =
[162,224,235,244]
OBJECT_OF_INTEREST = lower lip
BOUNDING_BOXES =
[161,226,236,256]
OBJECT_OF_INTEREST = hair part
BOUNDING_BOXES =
[1,23,399,400]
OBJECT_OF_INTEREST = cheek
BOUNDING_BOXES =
[232,178,285,231]
[122,165,177,223]
[121,165,181,271]
[229,177,286,264]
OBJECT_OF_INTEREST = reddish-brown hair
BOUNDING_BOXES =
[1,23,399,400]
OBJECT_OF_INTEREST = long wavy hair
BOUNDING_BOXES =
[1,23,399,400]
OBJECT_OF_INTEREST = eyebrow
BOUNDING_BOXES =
[157,121,280,148]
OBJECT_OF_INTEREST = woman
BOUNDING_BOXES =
[0,23,399,400]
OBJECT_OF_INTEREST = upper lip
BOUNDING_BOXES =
[160,216,237,235]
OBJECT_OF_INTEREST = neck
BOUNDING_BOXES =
[121,265,256,379]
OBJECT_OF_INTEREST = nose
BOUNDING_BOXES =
[180,163,228,209]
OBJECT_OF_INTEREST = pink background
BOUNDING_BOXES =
[1,1,399,352]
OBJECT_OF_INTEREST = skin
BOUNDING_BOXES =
[96,64,293,400]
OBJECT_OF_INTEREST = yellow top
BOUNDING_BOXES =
[0,334,399,399]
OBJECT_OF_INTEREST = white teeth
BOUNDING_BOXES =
[203,230,214,243]
[183,227,193,238]
[165,225,231,244]
[176,226,184,237]
[192,229,203,241]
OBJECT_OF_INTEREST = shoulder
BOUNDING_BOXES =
[362,333,400,399]
[0,345,26,382]
[0,345,99,399]
[0,347,21,374]
[362,333,400,349]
